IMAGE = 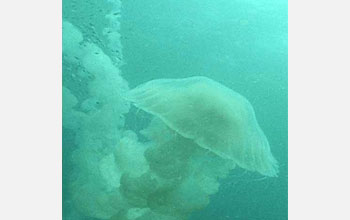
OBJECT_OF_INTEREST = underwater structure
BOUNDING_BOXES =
[63,0,280,219]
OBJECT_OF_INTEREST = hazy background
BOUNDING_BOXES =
[121,0,287,219]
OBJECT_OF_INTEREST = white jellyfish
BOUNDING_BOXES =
[126,76,278,177]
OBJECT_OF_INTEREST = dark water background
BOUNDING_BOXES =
[120,0,287,219]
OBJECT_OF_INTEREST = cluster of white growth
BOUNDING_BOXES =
[63,17,129,219]
[62,1,278,220]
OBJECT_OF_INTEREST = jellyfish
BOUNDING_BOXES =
[126,76,278,177]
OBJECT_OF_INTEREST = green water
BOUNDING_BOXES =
[63,0,287,219]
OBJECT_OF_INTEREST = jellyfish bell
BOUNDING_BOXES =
[126,76,278,177]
